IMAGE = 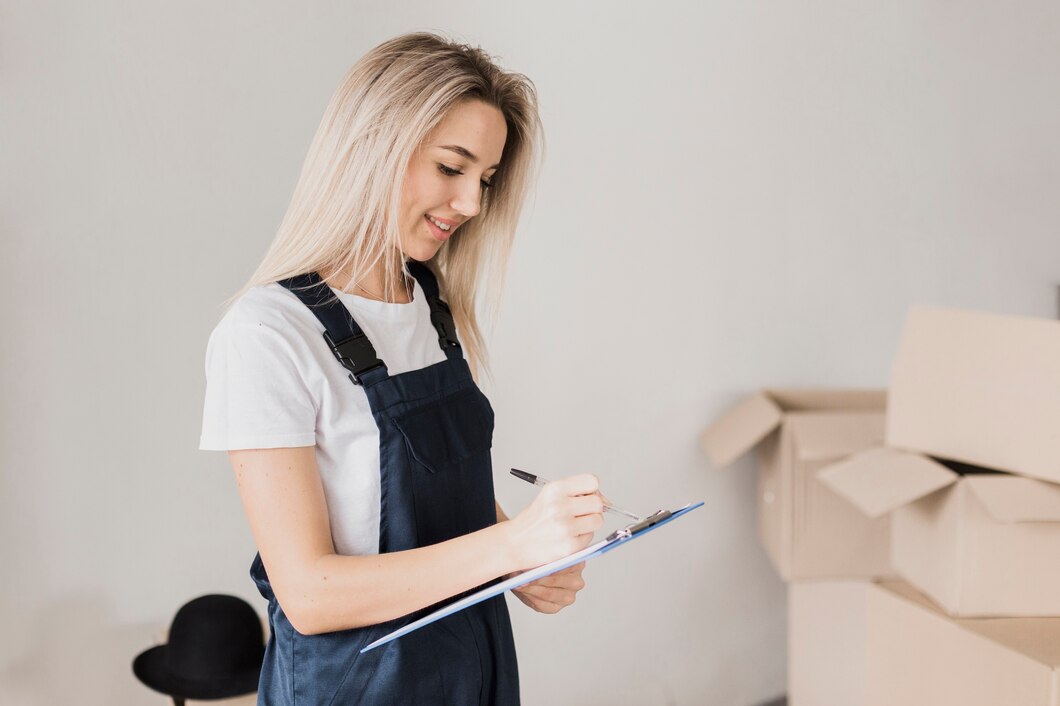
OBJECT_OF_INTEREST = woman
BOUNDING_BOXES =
[199,32,605,704]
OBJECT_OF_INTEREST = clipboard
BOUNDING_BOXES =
[362,500,704,653]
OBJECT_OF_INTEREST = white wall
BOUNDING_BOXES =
[2,1,1058,704]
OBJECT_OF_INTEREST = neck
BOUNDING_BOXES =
[321,262,412,304]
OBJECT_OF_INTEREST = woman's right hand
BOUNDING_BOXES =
[504,474,605,570]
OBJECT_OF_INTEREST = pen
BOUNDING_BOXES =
[509,468,643,521]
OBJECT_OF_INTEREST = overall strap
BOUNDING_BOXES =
[277,273,389,386]
[406,261,463,361]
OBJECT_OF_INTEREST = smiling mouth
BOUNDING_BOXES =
[424,214,457,241]
[426,215,453,231]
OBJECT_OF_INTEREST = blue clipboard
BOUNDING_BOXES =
[361,501,704,653]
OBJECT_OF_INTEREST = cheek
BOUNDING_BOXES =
[404,167,443,208]
[400,175,420,212]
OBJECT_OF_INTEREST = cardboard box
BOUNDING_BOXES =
[886,307,1060,485]
[789,580,1060,706]
[821,451,1060,616]
[819,308,1060,616]
[789,581,868,706]
[701,389,892,580]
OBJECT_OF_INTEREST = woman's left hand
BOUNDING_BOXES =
[510,562,587,614]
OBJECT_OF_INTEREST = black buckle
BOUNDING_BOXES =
[427,297,461,349]
[323,331,383,385]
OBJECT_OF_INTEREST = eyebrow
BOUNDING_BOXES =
[438,144,500,170]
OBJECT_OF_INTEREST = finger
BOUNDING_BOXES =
[514,591,548,613]
[513,587,563,614]
[517,564,584,588]
[552,561,586,576]
[529,572,586,591]
[570,493,604,516]
[530,563,586,583]
[570,532,596,552]
[572,513,604,535]
[554,473,600,497]
[530,599,562,614]
[517,584,577,607]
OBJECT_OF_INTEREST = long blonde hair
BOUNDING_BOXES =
[226,32,542,379]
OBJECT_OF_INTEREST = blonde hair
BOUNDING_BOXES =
[226,32,542,379]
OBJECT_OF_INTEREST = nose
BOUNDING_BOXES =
[449,179,482,220]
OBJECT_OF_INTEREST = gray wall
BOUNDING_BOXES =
[3,1,1058,704]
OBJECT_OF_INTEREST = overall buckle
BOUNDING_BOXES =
[323,331,383,385]
[428,297,461,349]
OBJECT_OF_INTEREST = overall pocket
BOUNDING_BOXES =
[392,387,497,545]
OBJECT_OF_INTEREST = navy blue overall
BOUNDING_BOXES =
[248,263,520,705]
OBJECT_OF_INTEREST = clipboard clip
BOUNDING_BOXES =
[606,509,673,542]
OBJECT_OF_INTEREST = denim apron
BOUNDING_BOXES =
[248,263,519,705]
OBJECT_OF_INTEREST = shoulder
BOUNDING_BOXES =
[212,284,322,341]
[200,285,322,451]
[223,283,313,328]
[204,283,331,373]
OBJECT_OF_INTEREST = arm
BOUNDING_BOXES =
[231,446,602,635]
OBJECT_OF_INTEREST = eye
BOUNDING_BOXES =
[439,163,495,190]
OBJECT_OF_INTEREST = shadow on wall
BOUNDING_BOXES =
[0,591,259,705]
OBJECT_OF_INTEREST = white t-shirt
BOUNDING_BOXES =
[199,279,447,556]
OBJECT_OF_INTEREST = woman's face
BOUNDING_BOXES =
[399,99,508,262]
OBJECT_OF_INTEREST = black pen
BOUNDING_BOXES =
[510,468,643,521]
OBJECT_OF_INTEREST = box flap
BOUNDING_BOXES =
[878,581,1060,669]
[701,392,783,468]
[958,615,1060,669]
[876,578,947,612]
[887,307,1060,484]
[818,447,958,518]
[964,475,1060,523]
[764,388,886,412]
[787,411,885,461]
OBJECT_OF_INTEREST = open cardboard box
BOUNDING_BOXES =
[790,580,1060,706]
[819,307,1060,616]
[701,389,892,580]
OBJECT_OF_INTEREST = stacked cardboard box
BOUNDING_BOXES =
[702,307,1060,705]
[789,580,1060,706]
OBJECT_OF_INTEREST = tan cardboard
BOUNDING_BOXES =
[700,392,782,469]
[816,308,1060,616]
[789,581,868,706]
[892,476,1060,617]
[701,389,887,468]
[962,474,1060,521]
[789,580,1060,706]
[701,389,891,580]
[817,447,955,518]
[866,581,1060,706]
[887,307,1060,484]
[821,449,1060,616]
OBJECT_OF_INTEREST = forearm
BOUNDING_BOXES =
[298,520,518,635]
[232,445,554,636]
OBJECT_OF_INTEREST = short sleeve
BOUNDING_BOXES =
[199,301,318,451]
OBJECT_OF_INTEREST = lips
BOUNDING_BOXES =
[424,214,456,241]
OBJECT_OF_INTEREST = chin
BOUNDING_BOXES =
[404,240,444,263]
